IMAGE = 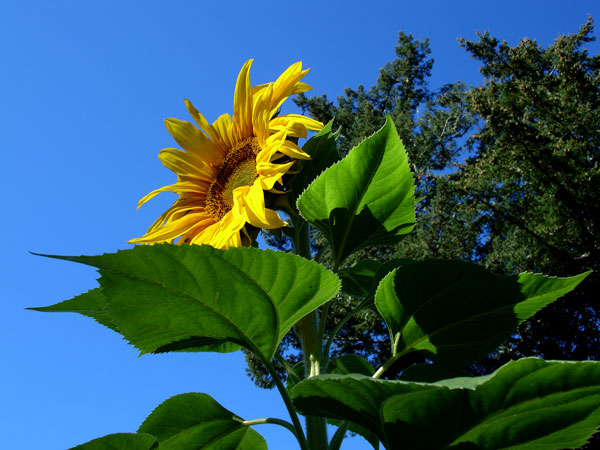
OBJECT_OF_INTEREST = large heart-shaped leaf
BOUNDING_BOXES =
[32,245,340,360]
[291,358,600,450]
[70,433,158,450]
[375,259,590,367]
[138,393,266,450]
[297,116,415,268]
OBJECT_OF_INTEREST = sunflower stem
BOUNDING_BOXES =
[296,313,328,450]
[293,219,328,450]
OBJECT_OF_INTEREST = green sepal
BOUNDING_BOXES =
[138,393,267,450]
[375,259,590,366]
[297,116,416,268]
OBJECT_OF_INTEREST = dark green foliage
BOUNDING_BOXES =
[253,31,478,388]
[375,260,589,366]
[291,358,600,450]
[451,18,600,369]
[253,21,600,390]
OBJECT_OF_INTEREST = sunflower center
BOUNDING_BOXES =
[206,137,260,220]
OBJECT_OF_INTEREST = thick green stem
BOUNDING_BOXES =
[293,219,328,449]
[296,313,328,449]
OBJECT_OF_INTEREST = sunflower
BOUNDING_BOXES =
[130,60,322,248]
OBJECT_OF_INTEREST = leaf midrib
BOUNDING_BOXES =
[334,131,389,268]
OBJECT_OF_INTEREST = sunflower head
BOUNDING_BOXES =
[130,60,323,249]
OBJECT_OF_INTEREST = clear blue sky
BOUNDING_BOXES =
[2,1,598,449]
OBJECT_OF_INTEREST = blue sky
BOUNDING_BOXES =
[2,1,599,449]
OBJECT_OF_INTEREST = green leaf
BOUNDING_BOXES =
[384,358,600,449]
[375,259,590,367]
[338,258,414,301]
[291,358,600,450]
[138,393,267,450]
[70,433,158,450]
[34,245,340,360]
[328,354,375,376]
[326,356,379,450]
[290,119,340,207]
[297,116,415,268]
[338,260,383,298]
[290,373,436,443]
[29,288,119,334]
[398,363,471,383]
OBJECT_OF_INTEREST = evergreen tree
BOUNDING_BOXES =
[246,19,600,388]
[452,18,600,371]
[245,31,477,385]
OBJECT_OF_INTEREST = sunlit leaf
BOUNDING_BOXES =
[32,245,340,360]
[297,116,415,268]
[138,393,267,450]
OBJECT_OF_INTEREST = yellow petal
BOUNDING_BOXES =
[235,182,286,229]
[145,199,204,234]
[269,62,310,114]
[233,59,254,141]
[129,213,212,243]
[194,202,246,248]
[252,83,273,144]
[269,114,324,138]
[212,113,234,151]
[292,82,312,95]
[158,148,215,180]
[185,99,225,147]
[164,118,222,165]
[257,160,295,190]
[278,140,311,160]
[137,181,207,208]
